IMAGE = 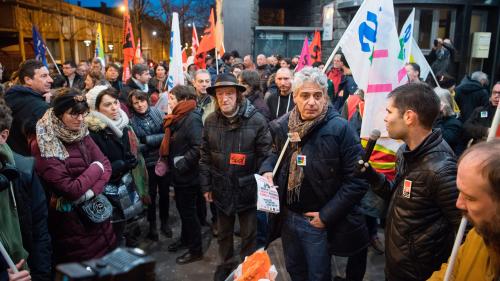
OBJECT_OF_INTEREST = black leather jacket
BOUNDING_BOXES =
[199,100,272,215]
[370,130,461,281]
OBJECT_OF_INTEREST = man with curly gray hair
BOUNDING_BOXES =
[260,67,369,281]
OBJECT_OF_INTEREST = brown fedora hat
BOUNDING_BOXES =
[206,73,247,96]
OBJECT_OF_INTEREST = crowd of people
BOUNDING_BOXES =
[0,46,498,281]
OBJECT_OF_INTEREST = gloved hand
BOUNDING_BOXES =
[0,163,19,192]
[354,159,381,184]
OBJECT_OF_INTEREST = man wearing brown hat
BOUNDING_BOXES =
[199,73,272,281]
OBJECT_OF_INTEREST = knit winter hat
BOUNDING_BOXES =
[85,85,109,111]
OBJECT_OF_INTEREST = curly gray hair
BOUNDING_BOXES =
[292,66,328,95]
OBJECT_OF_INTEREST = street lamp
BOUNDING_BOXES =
[108,44,114,51]
[83,40,91,47]
[152,31,157,37]
[119,5,126,13]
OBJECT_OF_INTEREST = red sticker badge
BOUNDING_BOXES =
[229,153,246,166]
[402,179,412,198]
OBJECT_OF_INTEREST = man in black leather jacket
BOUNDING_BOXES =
[357,83,462,281]
[200,73,272,281]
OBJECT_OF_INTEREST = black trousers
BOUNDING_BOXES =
[216,208,256,266]
[174,184,202,254]
[146,167,170,224]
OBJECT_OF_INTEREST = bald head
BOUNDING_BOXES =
[459,140,500,199]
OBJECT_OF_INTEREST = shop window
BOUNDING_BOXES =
[397,9,412,32]
[418,9,433,49]
[438,9,452,39]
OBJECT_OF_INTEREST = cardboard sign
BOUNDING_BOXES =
[255,174,280,214]
[230,153,246,166]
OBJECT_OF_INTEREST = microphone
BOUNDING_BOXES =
[363,129,381,162]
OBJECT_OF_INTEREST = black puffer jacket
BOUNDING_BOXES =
[11,153,51,281]
[433,116,464,155]
[199,99,272,215]
[129,107,164,168]
[4,86,49,156]
[260,106,369,256]
[370,130,461,281]
[455,76,489,122]
[168,108,203,188]
[463,103,496,144]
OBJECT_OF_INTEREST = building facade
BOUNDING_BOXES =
[224,0,500,83]
[0,0,165,78]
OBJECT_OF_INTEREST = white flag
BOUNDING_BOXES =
[398,9,415,64]
[167,12,184,92]
[337,0,407,141]
[337,0,374,91]
[410,38,432,81]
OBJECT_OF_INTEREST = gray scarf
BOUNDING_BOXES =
[90,109,129,138]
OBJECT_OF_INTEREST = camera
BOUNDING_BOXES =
[55,247,155,281]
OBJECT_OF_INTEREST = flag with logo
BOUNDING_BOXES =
[334,0,407,177]
[134,38,142,64]
[398,8,415,64]
[95,23,106,67]
[122,0,135,82]
[338,0,407,141]
[309,30,322,63]
[32,25,48,67]
[296,37,311,71]
[215,0,225,56]
[167,12,184,91]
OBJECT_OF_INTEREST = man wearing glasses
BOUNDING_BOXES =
[463,82,500,143]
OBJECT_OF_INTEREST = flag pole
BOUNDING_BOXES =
[322,43,341,74]
[215,48,219,74]
[0,240,18,274]
[44,45,62,75]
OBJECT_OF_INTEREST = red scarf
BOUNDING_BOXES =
[159,99,197,157]
[327,68,343,94]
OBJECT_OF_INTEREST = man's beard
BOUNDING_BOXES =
[464,210,500,275]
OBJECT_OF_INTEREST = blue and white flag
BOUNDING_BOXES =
[398,8,415,63]
[32,25,48,67]
[167,12,184,92]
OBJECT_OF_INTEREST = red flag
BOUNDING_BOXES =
[197,9,216,54]
[191,23,199,54]
[133,38,142,64]
[182,47,187,64]
[122,0,135,82]
[309,30,322,63]
[194,52,207,69]
[296,37,311,71]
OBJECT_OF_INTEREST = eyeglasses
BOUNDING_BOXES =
[492,91,500,96]
[70,111,89,119]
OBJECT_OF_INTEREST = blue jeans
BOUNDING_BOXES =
[282,211,331,281]
[256,210,268,249]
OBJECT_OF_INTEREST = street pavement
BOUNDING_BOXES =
[137,194,386,281]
